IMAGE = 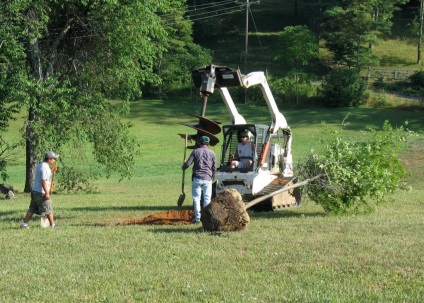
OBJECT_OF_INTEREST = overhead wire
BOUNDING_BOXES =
[186,0,237,10]
[160,0,242,19]
[162,8,245,26]
[161,0,260,26]
[0,1,262,50]
[0,1,261,34]
[249,6,262,48]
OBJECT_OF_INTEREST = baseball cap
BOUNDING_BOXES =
[45,151,59,159]
[199,136,210,143]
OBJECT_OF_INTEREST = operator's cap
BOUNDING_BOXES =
[199,135,210,143]
[45,151,59,159]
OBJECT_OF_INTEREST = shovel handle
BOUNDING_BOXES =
[182,134,188,191]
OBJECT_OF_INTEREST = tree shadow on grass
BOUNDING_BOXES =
[380,55,414,66]
[0,210,18,217]
[66,222,110,227]
[247,210,327,219]
[148,227,200,233]
[148,228,236,235]
[128,99,424,134]
[289,108,424,132]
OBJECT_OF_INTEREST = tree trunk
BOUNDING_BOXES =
[25,10,42,192]
[24,107,39,192]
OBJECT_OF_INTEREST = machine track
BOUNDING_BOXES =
[248,176,300,211]
[257,177,294,195]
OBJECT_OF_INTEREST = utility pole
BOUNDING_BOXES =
[244,0,249,103]
[418,0,424,65]
[244,0,249,74]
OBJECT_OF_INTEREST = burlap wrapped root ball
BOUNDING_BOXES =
[201,188,250,231]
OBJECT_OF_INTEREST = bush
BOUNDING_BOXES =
[299,121,414,214]
[409,70,424,88]
[269,73,318,106]
[56,165,98,193]
[320,68,368,107]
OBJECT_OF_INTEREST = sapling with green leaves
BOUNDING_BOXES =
[299,120,415,214]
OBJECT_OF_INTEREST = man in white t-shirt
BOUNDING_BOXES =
[231,131,254,169]
[20,151,59,229]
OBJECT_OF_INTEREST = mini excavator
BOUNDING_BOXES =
[179,64,301,211]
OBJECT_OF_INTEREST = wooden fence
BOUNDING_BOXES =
[367,68,415,81]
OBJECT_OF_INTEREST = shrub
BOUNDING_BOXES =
[320,68,368,107]
[299,121,414,214]
[56,165,98,193]
[368,94,391,108]
[409,70,424,88]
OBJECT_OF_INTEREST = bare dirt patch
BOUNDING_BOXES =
[119,210,194,225]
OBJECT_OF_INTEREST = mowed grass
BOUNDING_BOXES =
[0,98,423,302]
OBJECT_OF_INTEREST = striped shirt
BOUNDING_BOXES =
[183,145,216,181]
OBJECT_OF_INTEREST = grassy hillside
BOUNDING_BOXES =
[194,0,421,76]
[0,99,423,302]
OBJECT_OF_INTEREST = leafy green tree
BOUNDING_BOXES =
[0,0,178,191]
[274,25,318,70]
[300,121,413,214]
[0,4,25,181]
[274,26,318,104]
[155,0,212,94]
[321,0,407,67]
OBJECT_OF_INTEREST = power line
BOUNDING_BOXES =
[161,1,260,25]
[249,6,262,48]
[176,8,245,24]
[0,1,261,44]
[149,0,242,20]
[186,0,237,10]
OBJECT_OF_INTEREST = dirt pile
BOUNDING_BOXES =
[119,189,250,231]
[120,210,194,225]
[201,188,250,231]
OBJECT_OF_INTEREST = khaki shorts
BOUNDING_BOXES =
[28,192,53,216]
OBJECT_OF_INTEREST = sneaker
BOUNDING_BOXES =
[51,224,58,228]
[20,223,29,229]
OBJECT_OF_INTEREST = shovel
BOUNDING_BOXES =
[177,134,188,206]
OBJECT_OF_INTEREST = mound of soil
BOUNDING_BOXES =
[120,210,194,225]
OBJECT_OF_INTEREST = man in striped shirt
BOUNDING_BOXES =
[182,135,216,223]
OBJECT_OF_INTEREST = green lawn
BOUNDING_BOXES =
[0,99,423,302]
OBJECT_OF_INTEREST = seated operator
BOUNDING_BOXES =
[231,131,254,169]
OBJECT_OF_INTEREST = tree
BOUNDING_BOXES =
[319,68,367,107]
[0,3,25,181]
[321,0,407,67]
[274,25,318,70]
[300,121,412,214]
[274,25,318,105]
[154,0,212,95]
[0,0,181,191]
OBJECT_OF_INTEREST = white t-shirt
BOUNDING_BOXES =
[237,142,253,158]
[237,142,254,168]
[32,162,51,194]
